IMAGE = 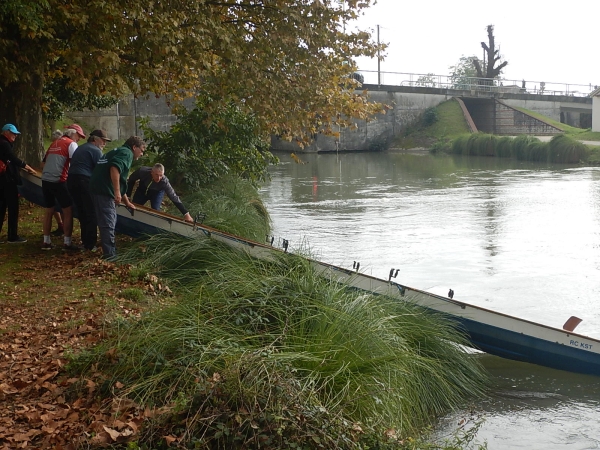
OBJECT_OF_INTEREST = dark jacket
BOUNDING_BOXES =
[126,166,188,215]
[0,135,27,186]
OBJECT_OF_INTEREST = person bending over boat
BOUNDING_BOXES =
[126,164,193,223]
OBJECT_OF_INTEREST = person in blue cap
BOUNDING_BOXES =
[0,124,36,243]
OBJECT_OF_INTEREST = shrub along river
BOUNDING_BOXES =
[260,150,600,449]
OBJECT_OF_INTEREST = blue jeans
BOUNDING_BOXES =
[132,189,164,211]
[92,194,117,258]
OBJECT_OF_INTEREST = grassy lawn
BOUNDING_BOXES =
[391,99,471,149]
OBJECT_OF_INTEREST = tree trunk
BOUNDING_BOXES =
[0,72,45,167]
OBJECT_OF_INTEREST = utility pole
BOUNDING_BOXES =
[377,25,381,86]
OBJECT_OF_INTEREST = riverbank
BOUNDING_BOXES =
[1,202,488,449]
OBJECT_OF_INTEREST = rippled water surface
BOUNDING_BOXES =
[260,151,600,448]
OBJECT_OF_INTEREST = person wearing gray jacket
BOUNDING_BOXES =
[126,164,193,222]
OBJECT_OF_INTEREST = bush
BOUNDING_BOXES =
[548,134,589,163]
[423,107,439,126]
[139,95,279,191]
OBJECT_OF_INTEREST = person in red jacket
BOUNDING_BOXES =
[40,124,85,250]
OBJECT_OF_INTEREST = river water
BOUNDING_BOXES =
[259,151,600,449]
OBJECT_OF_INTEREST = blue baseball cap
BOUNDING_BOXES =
[2,124,20,134]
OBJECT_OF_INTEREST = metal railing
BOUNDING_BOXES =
[356,70,597,97]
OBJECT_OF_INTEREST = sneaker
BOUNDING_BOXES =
[63,243,84,252]
[8,236,27,243]
[51,227,64,237]
[41,243,55,251]
[89,246,99,253]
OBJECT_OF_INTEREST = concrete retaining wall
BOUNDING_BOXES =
[271,87,450,152]
[68,96,195,141]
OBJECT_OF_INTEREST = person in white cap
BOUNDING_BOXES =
[0,124,36,243]
[40,123,85,251]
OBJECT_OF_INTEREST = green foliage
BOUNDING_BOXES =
[450,135,470,155]
[73,236,488,449]
[368,133,393,152]
[184,176,272,242]
[429,139,452,154]
[468,134,497,156]
[140,96,278,191]
[512,135,541,160]
[423,107,439,126]
[448,56,479,89]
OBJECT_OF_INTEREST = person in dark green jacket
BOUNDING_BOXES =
[90,136,146,259]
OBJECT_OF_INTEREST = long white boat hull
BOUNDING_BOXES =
[19,171,600,376]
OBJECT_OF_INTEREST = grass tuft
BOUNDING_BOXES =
[72,234,488,448]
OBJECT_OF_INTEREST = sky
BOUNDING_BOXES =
[351,0,598,90]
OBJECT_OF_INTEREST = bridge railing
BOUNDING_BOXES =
[356,71,596,97]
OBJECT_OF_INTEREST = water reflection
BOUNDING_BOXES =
[261,151,600,448]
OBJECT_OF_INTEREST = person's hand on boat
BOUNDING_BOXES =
[123,196,136,210]
[24,164,36,175]
[183,212,193,223]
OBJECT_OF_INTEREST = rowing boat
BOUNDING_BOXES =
[18,170,600,376]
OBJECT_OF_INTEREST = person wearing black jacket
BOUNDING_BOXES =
[126,164,193,223]
[0,124,36,243]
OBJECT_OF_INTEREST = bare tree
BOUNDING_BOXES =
[472,25,508,80]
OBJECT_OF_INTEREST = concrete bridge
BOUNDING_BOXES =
[271,83,593,153]
[68,78,593,152]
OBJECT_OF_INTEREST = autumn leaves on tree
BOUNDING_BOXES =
[0,0,385,165]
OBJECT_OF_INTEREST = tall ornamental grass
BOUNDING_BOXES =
[449,133,589,164]
[75,234,487,448]
[548,134,589,163]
